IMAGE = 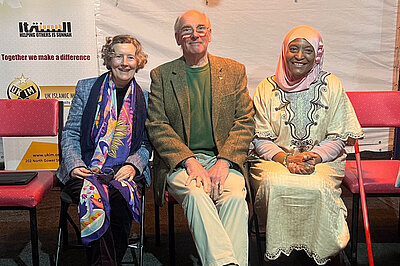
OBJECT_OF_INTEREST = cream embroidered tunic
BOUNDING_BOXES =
[250,72,364,264]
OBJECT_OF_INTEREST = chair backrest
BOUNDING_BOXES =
[0,99,59,137]
[346,91,400,128]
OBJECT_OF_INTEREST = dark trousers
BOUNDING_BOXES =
[63,178,133,266]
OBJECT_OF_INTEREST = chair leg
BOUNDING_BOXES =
[55,199,70,265]
[252,212,264,266]
[398,198,400,237]
[60,201,70,246]
[168,202,176,266]
[350,194,360,264]
[55,226,62,266]
[155,203,160,246]
[248,216,252,265]
[66,213,81,244]
[29,207,39,266]
[249,175,264,266]
[139,187,145,266]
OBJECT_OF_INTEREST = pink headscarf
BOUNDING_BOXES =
[275,25,324,92]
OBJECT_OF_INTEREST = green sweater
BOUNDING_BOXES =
[186,63,216,156]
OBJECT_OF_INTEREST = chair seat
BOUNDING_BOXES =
[0,170,56,207]
[164,190,178,203]
[344,160,400,194]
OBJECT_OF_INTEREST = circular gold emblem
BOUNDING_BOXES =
[7,74,41,99]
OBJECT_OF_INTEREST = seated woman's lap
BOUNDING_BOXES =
[62,178,133,222]
[251,160,346,219]
[251,160,342,192]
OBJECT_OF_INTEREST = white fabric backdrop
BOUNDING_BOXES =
[0,0,398,167]
[95,0,398,94]
[95,0,398,152]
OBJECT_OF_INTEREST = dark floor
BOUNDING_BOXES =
[0,182,400,265]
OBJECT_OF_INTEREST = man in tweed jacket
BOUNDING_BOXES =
[146,9,254,266]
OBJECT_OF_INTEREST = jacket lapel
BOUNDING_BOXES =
[209,54,224,132]
[169,57,191,141]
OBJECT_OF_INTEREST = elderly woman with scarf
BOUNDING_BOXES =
[250,26,364,265]
[56,35,151,265]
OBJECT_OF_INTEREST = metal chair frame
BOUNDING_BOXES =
[55,182,146,266]
[344,91,400,265]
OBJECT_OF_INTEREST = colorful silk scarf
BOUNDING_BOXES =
[78,73,141,247]
[90,72,136,170]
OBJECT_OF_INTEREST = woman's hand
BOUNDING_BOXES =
[184,157,211,196]
[300,151,322,166]
[287,161,315,175]
[114,165,136,182]
[287,152,322,175]
[71,167,92,179]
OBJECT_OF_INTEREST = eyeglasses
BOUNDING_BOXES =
[180,25,209,39]
[112,54,136,63]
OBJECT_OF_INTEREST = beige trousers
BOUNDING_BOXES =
[167,153,248,266]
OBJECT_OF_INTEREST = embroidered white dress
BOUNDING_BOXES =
[251,72,364,265]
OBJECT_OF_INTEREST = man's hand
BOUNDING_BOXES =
[184,157,211,195]
[71,167,92,179]
[115,165,136,182]
[207,159,230,201]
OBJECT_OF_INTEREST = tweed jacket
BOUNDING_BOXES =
[56,75,151,185]
[146,54,255,206]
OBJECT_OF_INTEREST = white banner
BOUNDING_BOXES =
[0,0,98,169]
[95,0,399,152]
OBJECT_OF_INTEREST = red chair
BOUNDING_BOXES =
[344,91,400,265]
[0,99,63,266]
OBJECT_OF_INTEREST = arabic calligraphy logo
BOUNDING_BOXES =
[19,21,72,38]
[7,74,41,99]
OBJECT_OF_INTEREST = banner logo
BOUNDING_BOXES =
[7,74,41,99]
[19,21,72,38]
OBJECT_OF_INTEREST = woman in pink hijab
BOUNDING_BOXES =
[275,25,325,93]
[250,25,364,264]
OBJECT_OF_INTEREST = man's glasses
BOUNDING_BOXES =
[112,54,136,63]
[180,25,209,39]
